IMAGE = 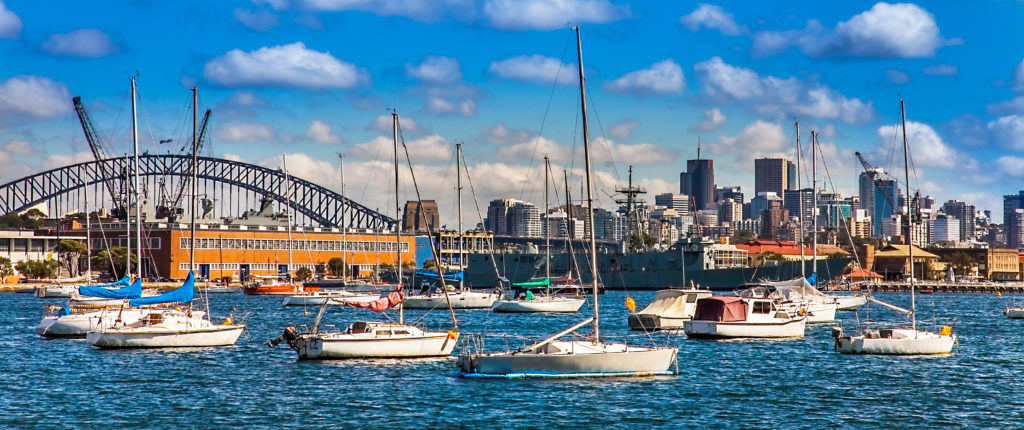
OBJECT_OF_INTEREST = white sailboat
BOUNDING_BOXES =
[86,83,244,349]
[404,143,498,310]
[36,278,150,338]
[457,27,678,378]
[492,154,585,313]
[833,99,955,355]
[270,111,459,359]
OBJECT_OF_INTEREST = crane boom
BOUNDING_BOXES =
[169,109,212,216]
[72,96,123,212]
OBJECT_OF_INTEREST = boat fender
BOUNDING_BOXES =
[939,325,952,336]
[221,316,233,325]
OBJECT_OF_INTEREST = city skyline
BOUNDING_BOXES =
[1,1,1022,224]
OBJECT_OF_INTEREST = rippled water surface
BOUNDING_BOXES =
[3,291,1024,428]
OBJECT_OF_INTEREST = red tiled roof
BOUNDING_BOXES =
[737,240,819,256]
[843,268,883,279]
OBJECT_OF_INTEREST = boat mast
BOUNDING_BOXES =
[457,142,464,290]
[84,178,91,280]
[124,153,130,278]
[282,155,293,283]
[130,77,143,279]
[544,154,550,292]
[900,99,915,331]
[795,121,805,279]
[190,87,198,277]
[393,111,404,325]
[339,153,347,281]
[575,26,600,342]
[811,130,818,278]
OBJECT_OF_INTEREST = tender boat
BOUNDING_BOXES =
[628,288,712,331]
[243,277,307,296]
[684,296,807,339]
[1006,307,1024,319]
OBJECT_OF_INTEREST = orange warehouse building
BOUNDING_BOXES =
[72,222,415,281]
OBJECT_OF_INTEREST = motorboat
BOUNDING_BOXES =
[243,276,307,296]
[628,288,712,331]
[1006,307,1024,319]
[684,296,807,339]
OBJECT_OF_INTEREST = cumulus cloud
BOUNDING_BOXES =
[368,113,423,134]
[690,108,726,132]
[989,95,1024,116]
[307,120,342,144]
[679,4,745,35]
[351,134,453,163]
[923,64,958,76]
[996,156,1024,178]
[204,42,369,88]
[41,29,118,58]
[694,56,874,124]
[489,55,576,85]
[493,134,675,165]
[608,119,638,141]
[406,55,462,85]
[752,2,952,58]
[482,0,629,31]
[284,0,474,23]
[483,123,533,145]
[943,113,988,147]
[216,122,278,142]
[424,97,477,116]
[886,69,910,85]
[1014,58,1024,92]
[987,115,1024,151]
[234,8,280,31]
[875,121,959,168]
[604,59,684,96]
[3,139,33,155]
[0,75,72,118]
[0,1,21,39]
[707,120,790,166]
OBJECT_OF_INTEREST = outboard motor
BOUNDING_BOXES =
[831,326,844,351]
[266,326,299,348]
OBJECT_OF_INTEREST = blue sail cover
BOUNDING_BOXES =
[415,270,463,281]
[82,275,131,289]
[129,272,195,306]
[79,278,142,299]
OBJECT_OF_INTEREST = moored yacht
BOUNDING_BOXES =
[684,295,807,339]
[628,288,712,331]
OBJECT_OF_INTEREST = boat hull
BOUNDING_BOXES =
[492,297,585,313]
[86,325,244,348]
[834,295,868,311]
[1006,308,1024,319]
[36,309,146,338]
[836,329,955,355]
[684,318,807,339]
[402,292,499,309]
[458,341,677,378]
[628,314,688,331]
[293,332,457,359]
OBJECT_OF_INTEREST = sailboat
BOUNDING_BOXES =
[492,155,585,313]
[269,111,459,359]
[35,277,150,338]
[86,83,245,349]
[456,27,678,378]
[833,99,956,355]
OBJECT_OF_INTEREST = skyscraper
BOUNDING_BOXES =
[1005,192,1024,249]
[940,200,975,242]
[783,188,815,225]
[754,158,788,196]
[786,161,797,191]
[680,158,714,211]
[654,193,690,214]
[859,167,884,223]
[873,179,899,237]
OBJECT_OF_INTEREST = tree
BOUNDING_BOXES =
[327,257,347,278]
[295,267,313,281]
[827,252,848,260]
[55,240,87,277]
[423,259,437,270]
[91,247,136,279]
[15,259,58,279]
[733,229,756,244]
[942,251,974,277]
[0,257,13,281]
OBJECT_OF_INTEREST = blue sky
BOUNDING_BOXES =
[1,0,1023,224]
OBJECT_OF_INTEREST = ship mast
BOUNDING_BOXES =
[811,130,818,278]
[544,154,550,286]
[339,153,347,281]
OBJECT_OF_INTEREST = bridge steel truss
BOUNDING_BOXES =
[0,154,396,230]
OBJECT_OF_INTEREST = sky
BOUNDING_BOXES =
[1,0,1023,225]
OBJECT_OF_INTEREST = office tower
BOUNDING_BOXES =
[786,161,797,191]
[714,186,743,204]
[783,188,815,225]
[750,192,783,220]
[1005,192,1024,249]
[929,215,960,243]
[654,193,690,214]
[873,179,899,237]
[940,200,976,242]
[859,167,884,223]
[680,146,715,211]
[754,158,788,196]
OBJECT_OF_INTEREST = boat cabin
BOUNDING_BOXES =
[692,296,790,322]
[345,321,415,337]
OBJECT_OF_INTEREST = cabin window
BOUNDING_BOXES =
[753,301,771,314]
[393,330,409,335]
[686,294,698,303]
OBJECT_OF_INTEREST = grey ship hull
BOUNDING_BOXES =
[466,252,851,291]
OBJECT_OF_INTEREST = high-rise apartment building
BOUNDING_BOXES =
[754,158,789,196]
[940,200,975,242]
[485,199,539,237]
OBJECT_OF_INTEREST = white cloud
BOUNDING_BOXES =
[752,2,949,58]
[482,0,629,31]
[351,134,453,163]
[226,91,269,108]
[288,0,474,23]
[708,120,790,165]
[41,29,118,58]
[886,69,910,85]
[307,120,341,144]
[368,113,423,134]
[483,123,534,145]
[216,122,277,142]
[691,108,726,132]
[493,134,675,165]
[424,97,477,116]
[987,115,1024,150]
[604,59,684,96]
[679,4,745,35]
[923,64,958,76]
[234,8,280,31]
[204,42,369,88]
[1014,58,1024,92]
[608,119,638,141]
[489,55,576,85]
[3,139,34,155]
[875,121,958,168]
[996,156,1024,178]
[0,1,21,39]
[406,55,462,85]
[694,56,874,124]
[0,75,72,118]
[988,95,1024,116]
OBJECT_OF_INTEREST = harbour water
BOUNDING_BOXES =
[3,291,1024,428]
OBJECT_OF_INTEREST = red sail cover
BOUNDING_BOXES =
[346,289,404,313]
[693,296,747,322]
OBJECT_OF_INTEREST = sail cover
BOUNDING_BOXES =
[129,272,195,306]
[513,278,550,288]
[636,289,692,317]
[766,277,829,303]
[693,296,746,322]
[79,278,142,299]
[79,275,130,289]
[415,271,463,281]
[346,289,404,313]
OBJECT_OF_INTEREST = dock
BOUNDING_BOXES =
[831,282,1024,294]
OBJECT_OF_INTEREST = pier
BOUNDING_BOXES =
[832,282,1024,294]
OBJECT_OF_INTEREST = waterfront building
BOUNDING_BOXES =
[1005,192,1024,249]
[754,158,789,196]
[436,230,493,268]
[0,229,87,280]
[735,240,817,263]
[873,244,938,280]
[402,200,439,234]
[941,200,976,242]
[680,157,715,211]
[926,247,1021,281]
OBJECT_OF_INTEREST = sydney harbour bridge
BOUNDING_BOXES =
[0,153,396,230]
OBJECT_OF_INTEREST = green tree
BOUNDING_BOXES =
[942,251,974,276]
[422,259,437,270]
[733,229,756,244]
[55,239,87,277]
[15,259,58,279]
[327,257,347,278]
[295,267,313,281]
[91,247,136,279]
[0,256,13,281]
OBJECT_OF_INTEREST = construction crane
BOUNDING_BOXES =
[166,109,212,219]
[72,96,124,213]
[855,151,920,240]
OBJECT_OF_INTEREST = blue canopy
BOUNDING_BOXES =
[415,270,463,281]
[129,272,195,306]
[807,272,817,286]
[79,278,142,299]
